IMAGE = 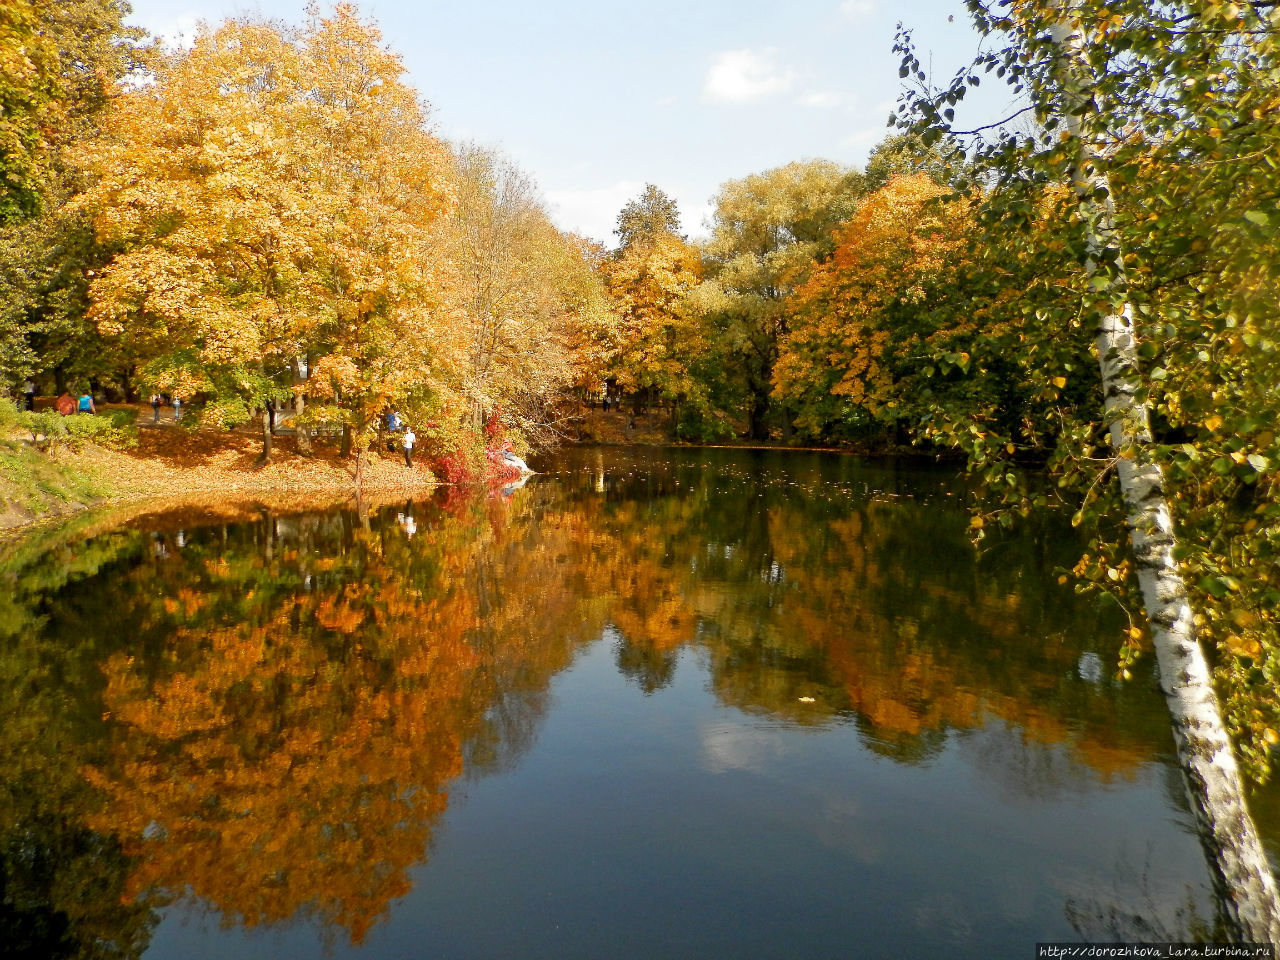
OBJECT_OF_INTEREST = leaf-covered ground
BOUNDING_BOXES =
[2,403,435,532]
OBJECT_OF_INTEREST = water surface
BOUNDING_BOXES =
[2,446,1274,959]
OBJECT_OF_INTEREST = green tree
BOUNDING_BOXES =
[696,160,863,440]
[614,183,682,250]
[896,0,1280,939]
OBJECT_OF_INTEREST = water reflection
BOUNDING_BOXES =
[0,447,1265,956]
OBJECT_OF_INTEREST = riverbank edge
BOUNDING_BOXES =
[1,427,958,539]
[0,436,438,538]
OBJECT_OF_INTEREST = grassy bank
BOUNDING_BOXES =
[0,400,436,534]
[0,432,114,529]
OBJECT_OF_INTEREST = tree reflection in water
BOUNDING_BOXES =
[0,447,1253,951]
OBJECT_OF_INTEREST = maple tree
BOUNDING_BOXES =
[292,6,456,470]
[74,6,455,466]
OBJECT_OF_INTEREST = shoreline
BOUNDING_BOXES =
[2,403,958,539]
[0,411,437,536]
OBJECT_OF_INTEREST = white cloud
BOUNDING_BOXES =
[838,0,878,21]
[544,180,646,245]
[703,49,796,104]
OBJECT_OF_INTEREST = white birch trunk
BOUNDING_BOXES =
[1047,6,1280,943]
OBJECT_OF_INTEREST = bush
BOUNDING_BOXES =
[63,410,137,448]
[674,406,735,444]
[6,403,137,451]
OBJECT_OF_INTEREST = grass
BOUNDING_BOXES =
[0,440,114,520]
[0,400,119,526]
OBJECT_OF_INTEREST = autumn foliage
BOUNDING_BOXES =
[51,4,608,469]
[775,174,972,439]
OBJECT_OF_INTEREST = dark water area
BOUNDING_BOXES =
[3,446,1278,959]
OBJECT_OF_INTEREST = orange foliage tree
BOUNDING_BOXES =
[74,5,457,463]
[774,174,973,443]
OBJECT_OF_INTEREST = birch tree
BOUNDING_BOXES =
[896,0,1280,940]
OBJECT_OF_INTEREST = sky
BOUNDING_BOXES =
[122,0,1009,246]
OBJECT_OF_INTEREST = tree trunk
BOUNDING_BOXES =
[747,387,769,441]
[1049,5,1280,941]
[341,424,352,459]
[258,407,273,465]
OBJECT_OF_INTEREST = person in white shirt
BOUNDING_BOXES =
[401,426,416,467]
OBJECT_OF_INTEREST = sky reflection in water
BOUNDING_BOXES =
[3,446,1275,959]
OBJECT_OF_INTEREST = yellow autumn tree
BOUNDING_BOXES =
[297,5,457,465]
[603,231,707,419]
[430,144,610,455]
[74,5,456,465]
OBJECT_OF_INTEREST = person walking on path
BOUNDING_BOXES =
[77,390,95,414]
[401,425,416,468]
[22,380,35,410]
[56,393,75,415]
[172,396,181,421]
[150,394,161,422]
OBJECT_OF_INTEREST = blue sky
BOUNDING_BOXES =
[123,0,1006,245]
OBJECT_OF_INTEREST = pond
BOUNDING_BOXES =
[3,446,1277,959]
